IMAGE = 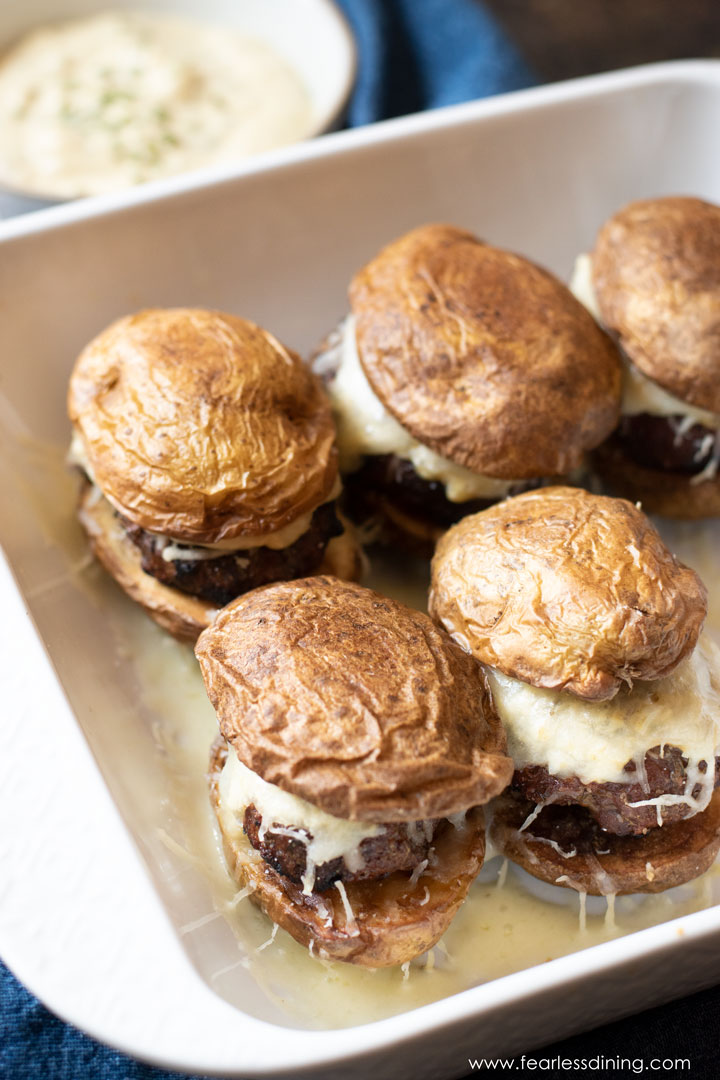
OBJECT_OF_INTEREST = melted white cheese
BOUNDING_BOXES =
[0,11,314,198]
[218,748,382,894]
[323,316,518,502]
[570,254,720,430]
[486,637,720,810]
[68,431,339,552]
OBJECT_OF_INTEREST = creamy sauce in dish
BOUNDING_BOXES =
[135,585,720,1028]
[14,440,720,1029]
[0,11,315,197]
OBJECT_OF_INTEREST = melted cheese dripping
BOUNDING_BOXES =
[217,749,382,894]
[487,636,720,815]
[570,254,720,432]
[334,881,360,936]
[322,316,519,501]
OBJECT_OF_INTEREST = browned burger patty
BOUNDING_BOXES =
[243,804,438,892]
[121,502,343,607]
[614,414,717,474]
[344,454,542,532]
[490,787,720,895]
[513,745,720,836]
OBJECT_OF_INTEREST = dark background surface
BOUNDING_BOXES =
[485,0,720,81]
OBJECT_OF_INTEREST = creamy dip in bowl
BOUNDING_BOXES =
[0,1,354,203]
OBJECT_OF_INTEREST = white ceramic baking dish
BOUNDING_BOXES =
[1,60,720,1079]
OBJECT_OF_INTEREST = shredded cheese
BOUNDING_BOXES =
[218,748,382,895]
[487,638,720,815]
[333,880,360,936]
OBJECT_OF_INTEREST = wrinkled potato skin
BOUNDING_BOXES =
[430,487,707,700]
[196,577,512,822]
[350,224,621,478]
[209,741,487,967]
[68,308,338,542]
[593,196,720,413]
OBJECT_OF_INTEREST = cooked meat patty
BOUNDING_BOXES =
[500,793,616,858]
[514,745,720,836]
[492,787,720,896]
[243,804,438,892]
[344,454,541,533]
[614,414,717,474]
[121,502,343,607]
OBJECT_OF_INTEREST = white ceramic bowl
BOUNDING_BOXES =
[0,0,356,214]
[1,60,720,1079]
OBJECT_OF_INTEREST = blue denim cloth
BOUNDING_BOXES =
[0,2,532,1076]
[336,0,533,121]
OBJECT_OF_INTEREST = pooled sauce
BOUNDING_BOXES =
[126,522,720,1027]
[11,440,720,1028]
[0,11,315,198]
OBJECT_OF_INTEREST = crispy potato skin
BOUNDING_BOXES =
[209,741,486,967]
[429,487,707,700]
[592,197,720,413]
[196,577,512,822]
[68,308,338,542]
[490,789,720,896]
[350,224,621,478]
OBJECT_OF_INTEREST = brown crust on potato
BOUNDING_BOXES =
[490,789,720,896]
[68,308,338,542]
[209,741,486,966]
[429,486,707,700]
[591,438,720,519]
[349,224,621,478]
[592,197,720,413]
[196,577,512,822]
[78,483,361,642]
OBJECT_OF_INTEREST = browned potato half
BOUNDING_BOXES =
[197,576,511,821]
[210,742,487,967]
[68,307,338,543]
[593,196,720,413]
[350,224,621,479]
[430,486,707,700]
